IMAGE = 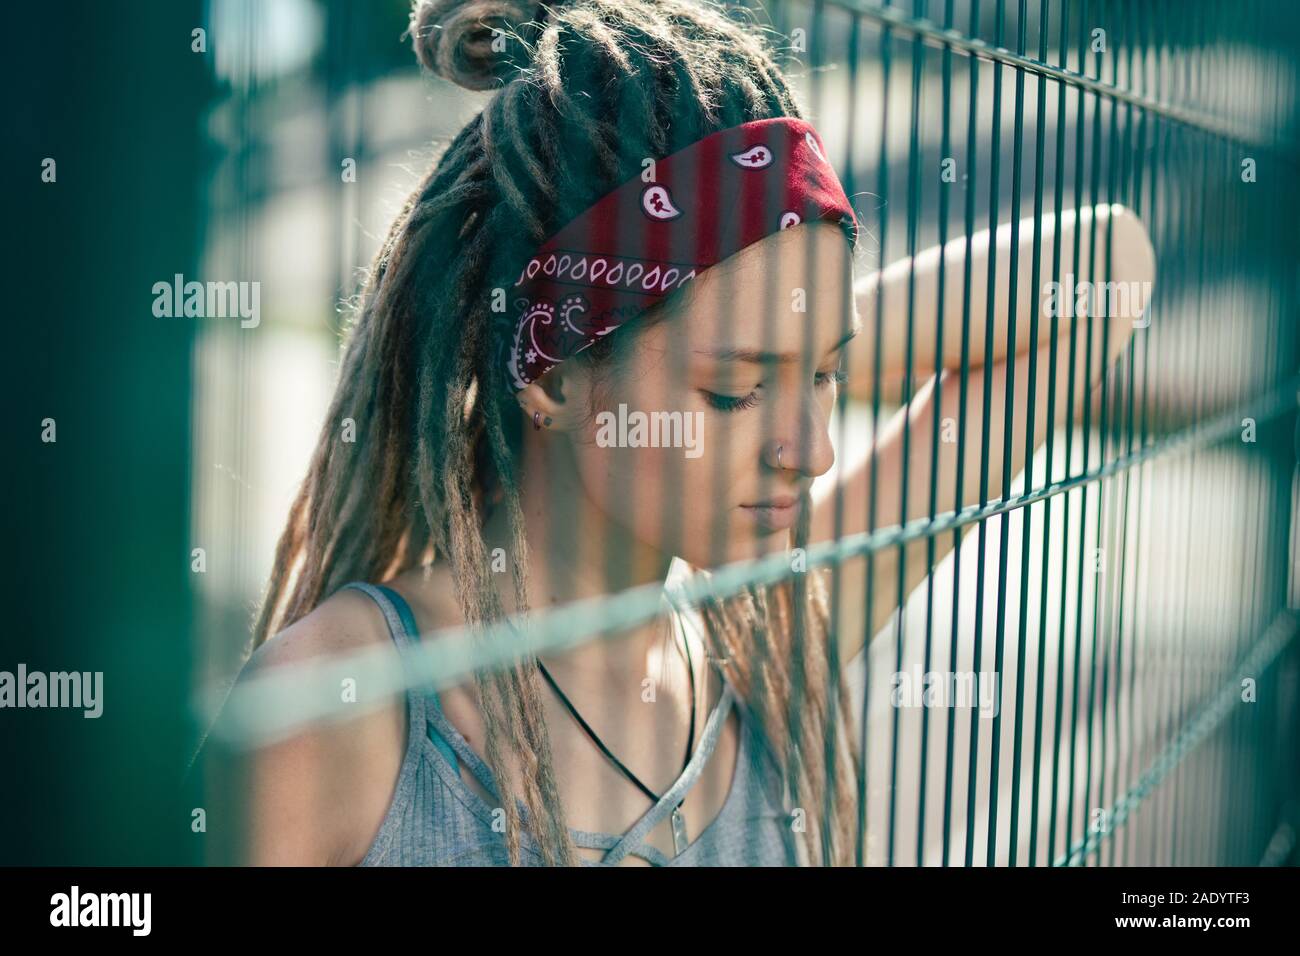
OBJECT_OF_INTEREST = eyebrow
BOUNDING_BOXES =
[695,324,861,365]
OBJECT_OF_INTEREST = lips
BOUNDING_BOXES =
[739,495,802,532]
[742,494,799,509]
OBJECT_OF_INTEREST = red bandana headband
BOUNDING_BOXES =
[504,116,858,393]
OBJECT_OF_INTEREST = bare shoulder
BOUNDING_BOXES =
[229,584,409,867]
[379,561,467,635]
[249,585,393,668]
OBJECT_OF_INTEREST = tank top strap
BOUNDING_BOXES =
[598,681,738,866]
[340,581,462,777]
[665,573,794,818]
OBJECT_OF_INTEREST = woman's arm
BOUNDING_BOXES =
[846,203,1155,404]
[813,203,1156,669]
[203,591,409,866]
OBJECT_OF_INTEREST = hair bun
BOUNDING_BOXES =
[409,0,549,91]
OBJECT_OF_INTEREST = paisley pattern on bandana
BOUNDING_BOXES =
[504,117,858,392]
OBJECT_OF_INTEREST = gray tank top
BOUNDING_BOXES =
[343,580,799,866]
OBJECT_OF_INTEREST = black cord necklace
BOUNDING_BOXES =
[535,610,698,856]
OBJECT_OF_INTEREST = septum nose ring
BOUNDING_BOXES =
[776,444,784,470]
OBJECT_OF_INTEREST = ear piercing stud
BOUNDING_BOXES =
[532,411,552,430]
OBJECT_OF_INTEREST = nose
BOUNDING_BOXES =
[764,396,835,479]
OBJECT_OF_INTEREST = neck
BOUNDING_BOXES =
[481,428,689,688]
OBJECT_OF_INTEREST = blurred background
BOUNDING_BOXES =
[5,0,1298,865]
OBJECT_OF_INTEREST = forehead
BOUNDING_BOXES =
[651,222,858,358]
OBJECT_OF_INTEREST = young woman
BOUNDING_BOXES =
[225,0,1155,867]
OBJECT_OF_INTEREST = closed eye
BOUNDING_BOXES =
[700,367,843,412]
[699,387,761,412]
[816,367,848,388]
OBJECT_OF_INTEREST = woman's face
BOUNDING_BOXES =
[560,222,859,569]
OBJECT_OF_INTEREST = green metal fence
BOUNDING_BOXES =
[202,0,1300,867]
[777,0,1300,867]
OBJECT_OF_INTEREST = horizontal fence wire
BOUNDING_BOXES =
[1051,609,1298,866]
[204,371,1300,742]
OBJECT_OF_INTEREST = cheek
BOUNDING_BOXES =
[570,415,760,545]
[574,440,703,525]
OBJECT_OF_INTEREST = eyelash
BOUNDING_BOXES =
[700,368,847,413]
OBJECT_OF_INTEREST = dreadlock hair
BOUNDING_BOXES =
[250,0,862,867]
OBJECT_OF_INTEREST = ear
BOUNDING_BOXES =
[515,363,593,432]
